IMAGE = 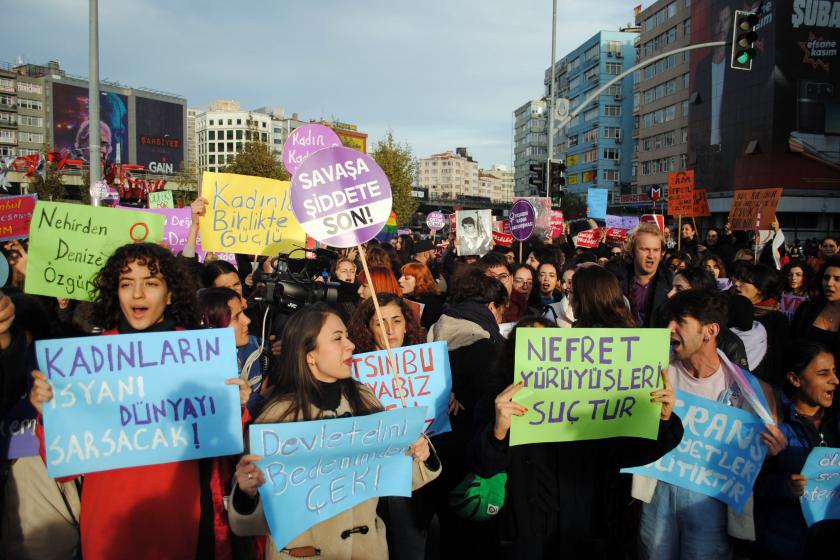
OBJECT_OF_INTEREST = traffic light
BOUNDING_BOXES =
[528,162,546,188]
[731,10,758,70]
[549,161,566,206]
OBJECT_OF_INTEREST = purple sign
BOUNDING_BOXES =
[119,207,235,264]
[509,199,536,241]
[291,146,393,248]
[426,211,446,231]
[1,399,39,459]
[282,124,342,176]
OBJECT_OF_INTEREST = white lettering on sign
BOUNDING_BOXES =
[793,0,840,29]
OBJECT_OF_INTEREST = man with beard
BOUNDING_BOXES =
[619,222,673,327]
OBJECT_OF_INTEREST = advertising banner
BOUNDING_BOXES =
[135,96,184,173]
[52,82,128,165]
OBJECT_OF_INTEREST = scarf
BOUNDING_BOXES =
[117,314,177,334]
[444,301,504,346]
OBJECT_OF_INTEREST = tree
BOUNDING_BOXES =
[370,130,417,227]
[224,116,289,180]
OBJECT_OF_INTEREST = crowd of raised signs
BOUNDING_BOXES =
[0,195,839,560]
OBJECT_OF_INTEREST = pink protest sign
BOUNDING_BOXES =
[290,146,392,248]
[282,124,342,176]
[120,207,235,264]
[0,194,37,241]
[551,210,565,238]
[575,229,602,249]
[426,211,446,231]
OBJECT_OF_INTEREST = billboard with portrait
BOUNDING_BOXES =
[135,96,184,174]
[52,82,129,165]
[689,1,840,193]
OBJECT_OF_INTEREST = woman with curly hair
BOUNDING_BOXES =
[347,292,425,354]
[30,242,249,560]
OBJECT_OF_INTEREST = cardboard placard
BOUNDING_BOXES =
[728,188,783,231]
[622,390,767,513]
[0,194,37,241]
[667,170,695,216]
[587,188,608,220]
[251,407,426,551]
[510,328,668,444]
[351,342,452,436]
[25,202,164,301]
[200,172,306,255]
[36,329,243,477]
[800,447,840,527]
[692,189,711,218]
[575,228,602,249]
[148,190,174,209]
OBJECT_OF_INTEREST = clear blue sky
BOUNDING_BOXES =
[6,0,633,167]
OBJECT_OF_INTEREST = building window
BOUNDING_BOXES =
[217,142,224,152]
[17,99,42,110]
[606,62,622,75]
[603,169,619,181]
[237,119,242,125]
[227,119,232,125]
[227,142,234,152]
[209,131,215,140]
[0,95,15,108]
[583,148,598,163]
[18,132,43,143]
[0,78,14,93]
[604,105,621,117]
[226,130,233,140]
[584,107,599,122]
[603,148,620,160]
[585,67,599,81]
[603,126,621,139]
[209,120,214,126]
[17,116,43,127]
[236,130,243,140]
[683,18,691,37]
[585,44,599,61]
[583,128,598,143]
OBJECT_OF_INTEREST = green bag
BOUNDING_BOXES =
[448,472,507,521]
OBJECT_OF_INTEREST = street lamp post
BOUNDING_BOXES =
[88,0,102,205]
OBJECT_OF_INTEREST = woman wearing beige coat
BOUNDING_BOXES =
[228,304,441,559]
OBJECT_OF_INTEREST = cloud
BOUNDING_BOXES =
[5,0,633,167]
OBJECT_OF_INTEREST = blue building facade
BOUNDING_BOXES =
[546,30,638,196]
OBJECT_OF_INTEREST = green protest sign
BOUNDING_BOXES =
[510,328,668,445]
[25,201,164,301]
[148,190,174,209]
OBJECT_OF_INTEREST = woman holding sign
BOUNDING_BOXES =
[29,243,251,560]
[228,305,441,559]
[469,316,683,559]
[754,341,839,558]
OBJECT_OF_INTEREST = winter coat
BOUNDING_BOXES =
[754,394,840,558]
[406,292,445,330]
[227,385,441,559]
[791,299,840,361]
[618,265,673,328]
[469,396,684,558]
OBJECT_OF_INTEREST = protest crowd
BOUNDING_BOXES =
[0,175,839,560]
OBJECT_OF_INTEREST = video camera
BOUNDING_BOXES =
[252,247,356,314]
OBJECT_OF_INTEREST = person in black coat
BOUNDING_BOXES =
[791,256,840,364]
[469,317,684,559]
[617,223,673,327]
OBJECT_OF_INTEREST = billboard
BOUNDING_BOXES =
[135,96,184,174]
[52,82,129,165]
[689,1,840,193]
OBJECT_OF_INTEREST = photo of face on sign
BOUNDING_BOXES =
[455,209,492,257]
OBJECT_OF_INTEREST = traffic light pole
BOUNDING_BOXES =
[550,40,727,168]
[545,0,558,199]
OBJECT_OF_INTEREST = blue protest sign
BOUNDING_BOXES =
[35,329,243,478]
[251,407,427,551]
[587,188,608,220]
[351,342,452,436]
[622,390,767,513]
[800,446,840,527]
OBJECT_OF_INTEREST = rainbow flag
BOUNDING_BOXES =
[375,210,398,242]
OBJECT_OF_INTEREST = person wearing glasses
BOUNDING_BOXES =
[479,252,529,323]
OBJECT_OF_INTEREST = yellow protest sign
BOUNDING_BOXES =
[199,172,306,256]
